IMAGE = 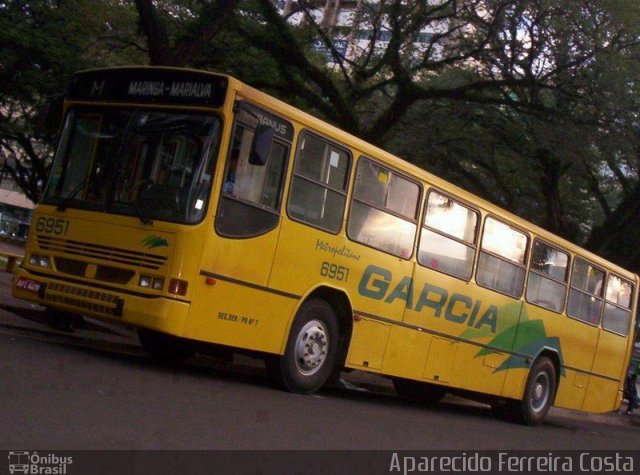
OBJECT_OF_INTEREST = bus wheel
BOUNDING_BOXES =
[137,328,195,363]
[267,299,339,394]
[518,356,557,426]
[392,377,446,405]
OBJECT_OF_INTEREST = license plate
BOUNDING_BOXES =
[16,278,42,293]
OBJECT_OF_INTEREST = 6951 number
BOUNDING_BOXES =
[320,261,350,282]
[35,217,69,236]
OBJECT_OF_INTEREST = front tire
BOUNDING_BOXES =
[267,299,339,394]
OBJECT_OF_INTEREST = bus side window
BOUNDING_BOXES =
[287,131,351,233]
[476,217,528,298]
[526,240,569,313]
[347,158,420,258]
[567,258,604,325]
[418,191,478,280]
[216,123,289,237]
[602,274,633,335]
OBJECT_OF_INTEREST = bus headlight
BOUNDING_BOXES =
[152,277,164,290]
[139,275,165,291]
[29,255,50,268]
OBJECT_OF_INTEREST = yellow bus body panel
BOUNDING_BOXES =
[12,205,209,336]
[584,328,632,412]
[184,276,297,354]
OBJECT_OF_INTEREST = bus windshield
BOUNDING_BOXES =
[43,107,221,224]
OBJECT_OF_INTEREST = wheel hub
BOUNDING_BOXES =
[531,373,550,413]
[295,320,329,376]
[534,383,544,400]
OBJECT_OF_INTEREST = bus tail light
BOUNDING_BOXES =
[168,278,188,296]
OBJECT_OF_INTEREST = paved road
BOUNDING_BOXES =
[0,272,639,452]
[0,325,638,451]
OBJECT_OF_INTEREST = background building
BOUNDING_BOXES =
[276,0,446,64]
[0,174,33,242]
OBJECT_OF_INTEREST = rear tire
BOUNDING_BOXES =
[392,377,447,405]
[516,356,557,425]
[137,328,194,363]
[267,299,339,394]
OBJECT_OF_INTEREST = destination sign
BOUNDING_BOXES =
[68,68,229,107]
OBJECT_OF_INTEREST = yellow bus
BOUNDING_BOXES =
[13,66,638,425]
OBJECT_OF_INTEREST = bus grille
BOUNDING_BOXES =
[44,282,123,317]
[38,235,167,270]
[54,257,135,284]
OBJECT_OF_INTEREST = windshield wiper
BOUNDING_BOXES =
[113,168,153,226]
[56,176,91,211]
[113,112,153,226]
[128,199,153,226]
[57,172,153,225]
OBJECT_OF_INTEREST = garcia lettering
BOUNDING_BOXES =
[358,264,498,333]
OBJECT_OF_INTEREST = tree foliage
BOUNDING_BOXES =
[133,0,239,66]
[0,0,142,202]
[228,1,640,269]
[3,0,640,271]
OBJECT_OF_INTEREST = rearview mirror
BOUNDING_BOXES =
[249,124,273,166]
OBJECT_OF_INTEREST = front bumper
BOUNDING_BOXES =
[12,267,190,336]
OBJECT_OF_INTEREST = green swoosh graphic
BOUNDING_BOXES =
[140,235,169,249]
[463,302,565,377]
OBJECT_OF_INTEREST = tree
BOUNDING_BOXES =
[133,0,240,66]
[575,8,640,269]
[5,0,640,272]
[228,0,640,269]
[230,1,576,139]
[0,0,142,202]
